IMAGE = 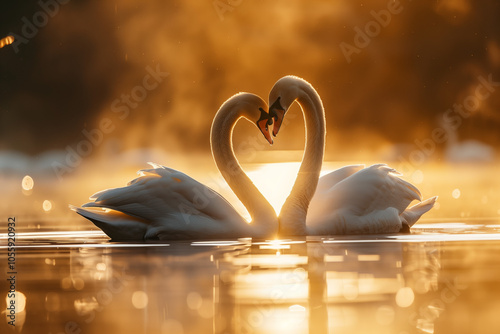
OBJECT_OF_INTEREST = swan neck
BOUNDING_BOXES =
[211,108,276,229]
[280,83,325,235]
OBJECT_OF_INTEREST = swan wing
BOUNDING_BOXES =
[315,164,365,194]
[331,164,421,215]
[71,205,151,240]
[74,164,244,240]
[86,164,239,221]
[309,164,420,220]
[307,164,429,234]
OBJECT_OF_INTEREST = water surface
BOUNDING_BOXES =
[2,221,500,334]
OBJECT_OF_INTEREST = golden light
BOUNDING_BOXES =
[131,291,149,309]
[72,277,85,290]
[5,291,26,313]
[257,239,302,250]
[233,269,309,301]
[61,277,72,290]
[247,162,300,214]
[231,254,308,268]
[96,263,107,271]
[186,292,202,310]
[161,319,184,334]
[375,305,395,325]
[44,292,61,312]
[412,170,424,184]
[0,35,14,49]
[43,200,52,212]
[197,300,213,319]
[327,272,402,300]
[395,287,415,307]
[74,298,99,314]
[21,175,34,191]
[357,254,380,262]
[452,188,461,199]
[289,304,306,312]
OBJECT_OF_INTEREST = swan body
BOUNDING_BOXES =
[308,164,436,234]
[73,93,277,240]
[268,75,437,236]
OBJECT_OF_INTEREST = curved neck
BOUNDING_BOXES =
[280,83,326,235]
[210,108,276,232]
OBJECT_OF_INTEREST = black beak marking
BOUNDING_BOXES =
[269,97,285,120]
[258,107,272,129]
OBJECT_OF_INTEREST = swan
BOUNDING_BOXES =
[268,75,437,236]
[72,93,278,240]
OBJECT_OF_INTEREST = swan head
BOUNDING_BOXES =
[230,92,274,145]
[256,107,274,145]
[268,75,302,136]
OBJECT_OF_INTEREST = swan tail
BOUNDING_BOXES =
[70,205,149,240]
[400,196,438,228]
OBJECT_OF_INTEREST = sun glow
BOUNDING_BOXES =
[246,162,301,214]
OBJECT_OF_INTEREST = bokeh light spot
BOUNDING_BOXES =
[186,292,202,310]
[6,291,26,313]
[132,290,148,309]
[61,277,72,290]
[22,175,34,191]
[43,200,52,212]
[395,287,414,308]
[72,277,85,290]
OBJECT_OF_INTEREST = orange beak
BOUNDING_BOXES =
[257,119,274,145]
[271,109,285,136]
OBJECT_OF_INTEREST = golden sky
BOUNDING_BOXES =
[0,0,499,161]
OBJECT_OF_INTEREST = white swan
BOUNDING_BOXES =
[268,75,437,236]
[72,93,278,240]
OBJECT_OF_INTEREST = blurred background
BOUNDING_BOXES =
[0,0,499,225]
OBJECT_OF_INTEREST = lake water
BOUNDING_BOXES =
[2,221,500,334]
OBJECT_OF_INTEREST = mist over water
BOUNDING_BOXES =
[2,3,500,334]
[1,1,499,155]
[0,1,499,222]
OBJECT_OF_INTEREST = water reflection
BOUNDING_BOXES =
[2,224,500,333]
